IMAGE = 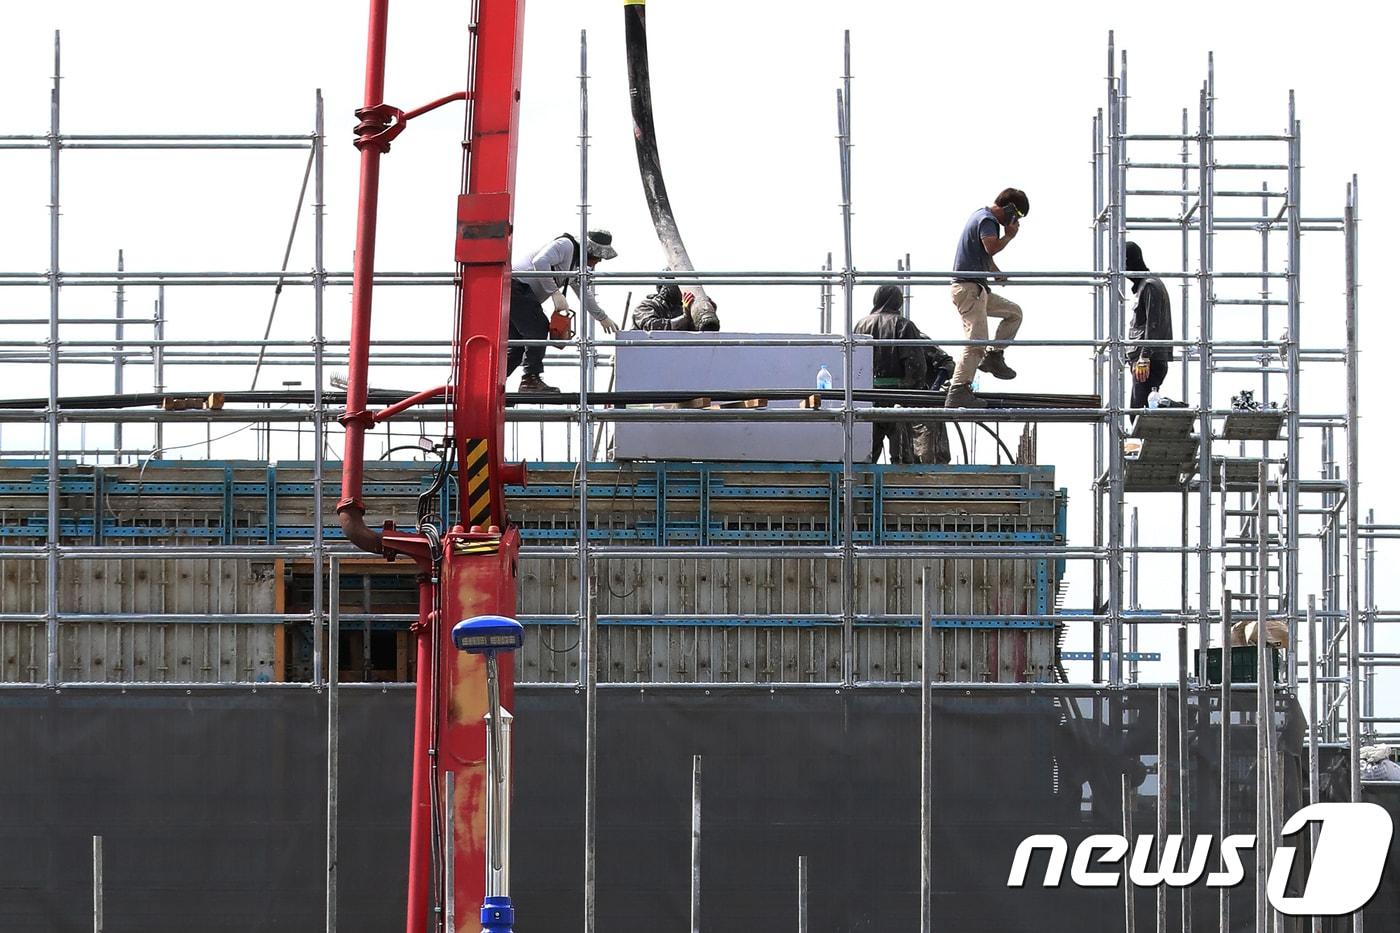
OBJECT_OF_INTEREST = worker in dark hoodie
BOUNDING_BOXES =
[854,284,927,464]
[630,283,721,331]
[1125,241,1173,408]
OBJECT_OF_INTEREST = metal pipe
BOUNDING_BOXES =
[45,30,61,688]
[1121,772,1136,933]
[1306,595,1321,933]
[443,770,455,932]
[1365,507,1376,724]
[113,250,124,461]
[583,576,598,933]
[836,34,856,687]
[1344,183,1363,869]
[1195,70,1215,690]
[312,87,327,690]
[797,855,809,933]
[336,0,393,554]
[1155,685,1168,933]
[1092,104,1105,685]
[1218,590,1232,933]
[325,555,340,932]
[92,835,103,933]
[920,566,933,933]
[1176,624,1191,930]
[1129,508,1139,683]
[1105,43,1126,688]
[690,753,702,933]
[1284,92,1302,694]
[1256,461,1281,933]
[577,31,595,732]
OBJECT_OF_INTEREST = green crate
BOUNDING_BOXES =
[1196,645,1282,685]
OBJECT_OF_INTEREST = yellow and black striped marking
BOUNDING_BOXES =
[464,437,492,528]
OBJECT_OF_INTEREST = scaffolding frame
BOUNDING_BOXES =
[0,28,1395,932]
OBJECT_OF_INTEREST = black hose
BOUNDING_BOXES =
[952,423,970,464]
[974,421,1017,464]
[624,4,682,252]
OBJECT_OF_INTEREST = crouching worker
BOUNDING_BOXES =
[508,229,620,393]
[631,284,721,331]
[855,284,926,464]
[912,334,955,464]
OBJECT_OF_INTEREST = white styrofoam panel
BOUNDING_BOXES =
[613,331,874,461]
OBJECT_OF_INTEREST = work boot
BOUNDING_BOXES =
[943,384,988,409]
[517,374,561,393]
[978,350,1017,380]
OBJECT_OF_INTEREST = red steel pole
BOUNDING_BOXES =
[338,0,392,547]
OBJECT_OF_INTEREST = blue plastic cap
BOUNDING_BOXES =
[481,895,515,930]
[452,615,525,655]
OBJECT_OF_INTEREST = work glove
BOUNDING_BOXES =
[595,313,619,335]
[1132,357,1151,383]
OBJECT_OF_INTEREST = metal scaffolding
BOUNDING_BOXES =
[0,27,1395,932]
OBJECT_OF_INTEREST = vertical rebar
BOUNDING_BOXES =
[325,555,340,932]
[797,855,809,933]
[92,835,103,933]
[691,753,702,933]
[45,30,61,688]
[583,575,598,933]
[920,566,933,933]
[1218,589,1232,933]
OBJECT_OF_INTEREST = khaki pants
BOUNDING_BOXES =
[949,283,1023,387]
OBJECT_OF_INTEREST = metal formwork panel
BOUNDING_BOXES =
[1,558,277,683]
[519,622,1056,684]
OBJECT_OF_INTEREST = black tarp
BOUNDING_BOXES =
[0,685,1389,933]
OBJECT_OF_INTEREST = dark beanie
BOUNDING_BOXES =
[872,284,903,314]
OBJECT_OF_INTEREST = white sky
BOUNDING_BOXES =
[1,0,1395,708]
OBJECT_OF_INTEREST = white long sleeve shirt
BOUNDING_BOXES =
[512,236,607,321]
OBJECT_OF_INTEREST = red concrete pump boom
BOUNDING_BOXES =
[336,0,528,929]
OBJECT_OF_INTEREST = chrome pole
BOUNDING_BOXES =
[325,555,340,932]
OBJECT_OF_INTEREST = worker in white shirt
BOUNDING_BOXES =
[508,230,620,392]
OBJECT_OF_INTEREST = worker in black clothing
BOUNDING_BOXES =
[1125,241,1173,408]
[854,284,927,464]
[912,333,956,463]
[630,283,721,331]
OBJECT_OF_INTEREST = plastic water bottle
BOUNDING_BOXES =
[816,363,833,390]
[1148,388,1161,410]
